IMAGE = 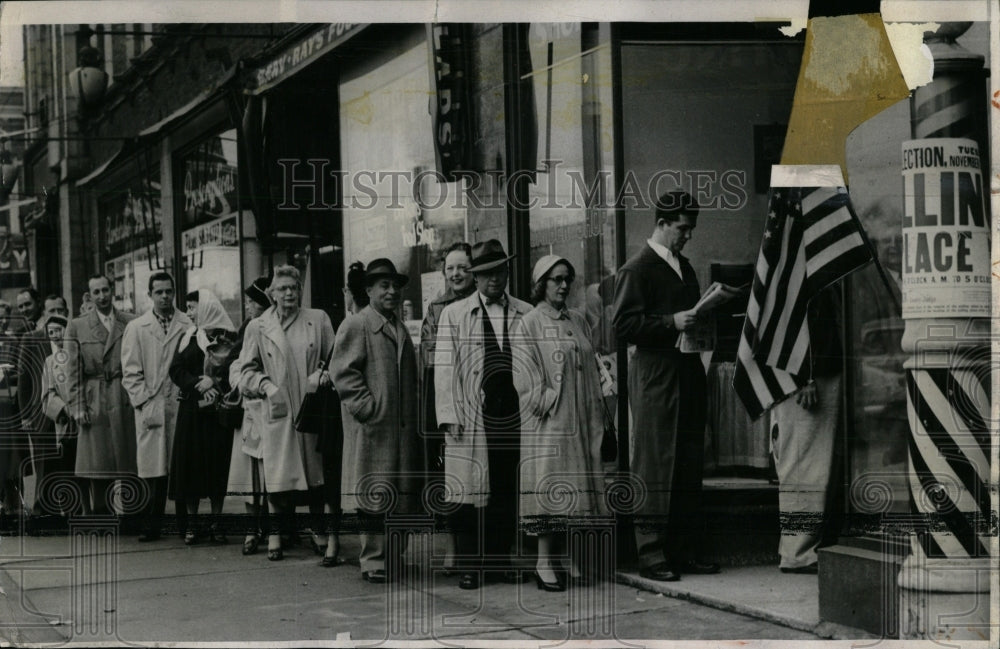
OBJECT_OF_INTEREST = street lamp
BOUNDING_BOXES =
[69,46,109,111]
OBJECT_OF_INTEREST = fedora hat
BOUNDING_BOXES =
[365,258,409,287]
[469,239,516,273]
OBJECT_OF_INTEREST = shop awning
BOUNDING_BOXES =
[246,23,368,95]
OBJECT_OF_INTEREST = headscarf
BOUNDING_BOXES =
[180,289,237,375]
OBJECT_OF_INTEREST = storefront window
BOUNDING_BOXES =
[523,22,620,414]
[100,167,163,315]
[339,26,467,337]
[177,128,242,324]
[845,102,910,514]
[619,39,802,475]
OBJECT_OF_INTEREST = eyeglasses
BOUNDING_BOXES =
[547,275,574,286]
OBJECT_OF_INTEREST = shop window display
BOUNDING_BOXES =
[100,168,163,315]
[339,26,466,341]
[177,128,242,325]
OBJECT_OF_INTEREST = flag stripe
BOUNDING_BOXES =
[734,174,873,418]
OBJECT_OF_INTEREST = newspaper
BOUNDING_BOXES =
[677,282,747,353]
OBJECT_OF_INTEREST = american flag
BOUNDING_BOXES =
[733,168,872,419]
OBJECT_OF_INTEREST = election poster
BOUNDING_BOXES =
[900,137,990,318]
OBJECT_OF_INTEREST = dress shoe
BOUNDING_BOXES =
[780,563,818,575]
[458,572,480,590]
[533,571,566,592]
[678,559,721,575]
[638,563,680,582]
[362,569,387,584]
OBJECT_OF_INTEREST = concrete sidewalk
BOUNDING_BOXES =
[0,529,823,644]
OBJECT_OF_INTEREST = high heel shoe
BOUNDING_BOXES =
[533,571,566,592]
[321,549,344,567]
[184,530,198,545]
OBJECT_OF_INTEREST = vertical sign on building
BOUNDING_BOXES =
[428,24,472,181]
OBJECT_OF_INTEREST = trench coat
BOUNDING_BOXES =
[41,349,77,444]
[236,306,333,493]
[120,309,192,479]
[433,292,533,507]
[17,328,56,460]
[612,244,706,522]
[332,306,422,515]
[419,287,473,473]
[512,303,608,532]
[65,308,138,476]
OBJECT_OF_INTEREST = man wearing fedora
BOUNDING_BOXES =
[332,258,423,584]
[612,190,719,582]
[434,239,533,590]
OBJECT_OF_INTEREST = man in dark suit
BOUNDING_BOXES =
[17,293,76,516]
[612,191,719,582]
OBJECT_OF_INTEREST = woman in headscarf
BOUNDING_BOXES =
[168,288,238,544]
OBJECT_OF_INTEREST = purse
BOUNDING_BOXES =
[294,347,336,434]
[217,387,244,430]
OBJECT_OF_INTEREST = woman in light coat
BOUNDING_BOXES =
[512,255,608,590]
[236,265,335,561]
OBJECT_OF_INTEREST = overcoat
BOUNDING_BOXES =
[332,306,422,515]
[0,316,31,486]
[433,291,532,507]
[236,306,333,493]
[41,348,77,444]
[612,243,706,521]
[512,303,608,530]
[64,308,137,476]
[17,328,56,457]
[418,287,471,472]
[120,309,192,479]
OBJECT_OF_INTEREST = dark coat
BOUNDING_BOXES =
[332,306,422,515]
[612,244,706,519]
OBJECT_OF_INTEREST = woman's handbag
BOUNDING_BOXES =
[294,347,336,434]
[217,387,244,430]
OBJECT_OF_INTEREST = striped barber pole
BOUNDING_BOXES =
[905,361,992,560]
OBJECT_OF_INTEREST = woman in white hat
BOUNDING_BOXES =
[512,255,609,591]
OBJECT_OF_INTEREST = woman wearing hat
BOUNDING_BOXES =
[512,255,608,591]
[332,258,423,583]
[226,276,272,555]
[168,289,238,544]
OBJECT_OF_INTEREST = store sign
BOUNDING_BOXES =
[901,138,990,318]
[429,23,471,180]
[0,228,30,289]
[182,215,239,254]
[252,23,366,94]
[103,182,162,259]
[183,163,236,223]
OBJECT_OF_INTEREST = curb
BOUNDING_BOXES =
[616,571,879,641]
[0,564,70,645]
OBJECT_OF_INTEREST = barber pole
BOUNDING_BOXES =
[897,22,993,642]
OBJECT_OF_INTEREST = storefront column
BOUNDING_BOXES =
[897,22,992,642]
[159,137,176,278]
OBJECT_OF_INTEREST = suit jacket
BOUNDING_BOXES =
[121,308,192,478]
